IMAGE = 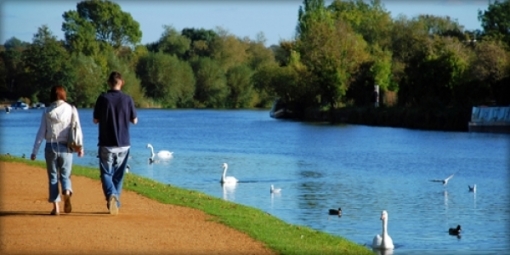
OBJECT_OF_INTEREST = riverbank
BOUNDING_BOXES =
[0,157,373,255]
[303,105,473,132]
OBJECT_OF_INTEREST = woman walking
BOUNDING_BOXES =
[31,85,84,215]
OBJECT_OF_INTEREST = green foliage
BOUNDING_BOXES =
[149,25,191,59]
[191,57,228,108]
[478,0,510,46]
[62,0,142,49]
[225,65,254,108]
[296,0,370,110]
[23,25,76,104]
[329,0,393,49]
[69,54,105,107]
[136,52,195,108]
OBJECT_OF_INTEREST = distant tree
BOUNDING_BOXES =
[1,37,27,98]
[23,25,75,104]
[210,27,249,72]
[4,37,29,50]
[329,0,393,50]
[69,54,104,107]
[225,64,253,108]
[191,57,228,108]
[62,0,142,49]
[478,0,510,45]
[181,28,217,60]
[296,0,369,111]
[149,25,191,59]
[137,52,195,108]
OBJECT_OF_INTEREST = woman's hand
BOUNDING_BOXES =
[77,150,84,157]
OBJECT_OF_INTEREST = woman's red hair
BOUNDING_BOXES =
[50,85,67,102]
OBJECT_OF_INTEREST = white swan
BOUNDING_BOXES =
[270,184,281,194]
[372,210,394,250]
[221,163,238,184]
[147,143,173,163]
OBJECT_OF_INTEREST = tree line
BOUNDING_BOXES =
[1,0,509,117]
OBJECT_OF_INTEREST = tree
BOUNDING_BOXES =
[191,57,228,108]
[149,25,191,59]
[478,0,510,45]
[23,25,75,104]
[62,0,142,49]
[136,52,195,108]
[296,0,369,111]
[69,54,104,107]
[225,65,253,108]
[329,0,393,50]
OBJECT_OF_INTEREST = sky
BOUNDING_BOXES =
[1,0,490,47]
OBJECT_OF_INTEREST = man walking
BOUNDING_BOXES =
[93,71,138,215]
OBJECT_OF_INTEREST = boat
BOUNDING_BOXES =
[468,106,510,134]
[269,98,292,119]
[32,102,46,109]
[10,101,29,110]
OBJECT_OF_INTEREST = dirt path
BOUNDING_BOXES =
[0,162,275,255]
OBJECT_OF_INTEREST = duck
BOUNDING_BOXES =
[468,184,476,193]
[220,163,238,184]
[449,225,461,235]
[328,208,342,216]
[372,210,394,250]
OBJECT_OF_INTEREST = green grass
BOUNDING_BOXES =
[1,155,373,255]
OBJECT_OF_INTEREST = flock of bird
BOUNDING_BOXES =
[139,146,476,252]
[143,146,281,194]
[323,171,476,252]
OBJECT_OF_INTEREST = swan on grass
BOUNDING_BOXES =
[146,143,173,163]
[372,210,394,250]
[270,184,281,194]
[220,163,238,184]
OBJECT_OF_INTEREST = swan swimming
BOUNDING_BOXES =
[270,184,281,194]
[221,163,238,184]
[430,172,457,186]
[468,184,477,193]
[372,210,394,250]
[146,143,173,163]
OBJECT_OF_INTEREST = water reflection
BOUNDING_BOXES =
[444,190,448,208]
[222,183,237,201]
[270,192,281,209]
[372,249,394,255]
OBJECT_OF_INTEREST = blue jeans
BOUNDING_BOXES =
[44,143,73,203]
[98,146,129,207]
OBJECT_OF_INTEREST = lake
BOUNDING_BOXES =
[1,108,508,254]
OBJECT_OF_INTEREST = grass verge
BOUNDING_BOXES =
[0,155,373,255]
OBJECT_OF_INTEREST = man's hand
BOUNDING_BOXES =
[30,154,36,161]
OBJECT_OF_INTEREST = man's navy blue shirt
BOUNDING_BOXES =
[93,90,137,147]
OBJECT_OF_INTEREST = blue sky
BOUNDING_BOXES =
[1,0,489,46]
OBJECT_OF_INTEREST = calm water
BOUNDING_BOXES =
[1,108,509,254]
